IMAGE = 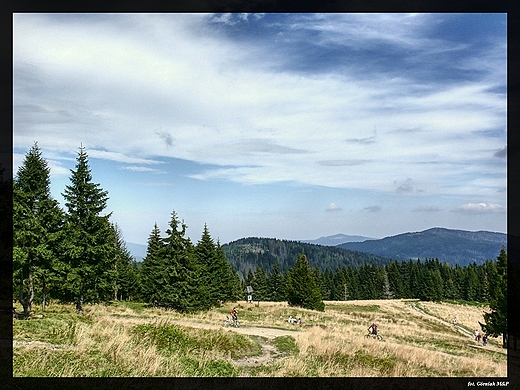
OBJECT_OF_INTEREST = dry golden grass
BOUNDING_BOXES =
[12,299,507,377]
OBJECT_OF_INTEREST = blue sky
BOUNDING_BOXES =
[13,13,507,246]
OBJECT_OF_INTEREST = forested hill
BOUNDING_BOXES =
[338,228,506,266]
[222,237,391,279]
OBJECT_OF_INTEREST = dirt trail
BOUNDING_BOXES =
[408,303,507,355]
[171,320,299,368]
[410,303,473,337]
[173,319,300,339]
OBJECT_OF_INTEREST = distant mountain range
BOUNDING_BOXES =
[126,227,506,268]
[126,242,147,261]
[301,234,374,246]
[337,227,506,266]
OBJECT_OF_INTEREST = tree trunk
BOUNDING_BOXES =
[18,267,34,317]
[42,272,46,311]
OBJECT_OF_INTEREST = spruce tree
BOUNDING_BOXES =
[418,269,443,301]
[13,142,63,315]
[161,210,207,312]
[215,239,242,302]
[381,268,394,300]
[108,222,135,301]
[480,247,507,348]
[140,223,165,303]
[286,254,324,311]
[267,262,285,302]
[60,145,112,313]
[195,224,219,306]
[463,263,479,301]
[0,163,12,315]
[251,266,268,301]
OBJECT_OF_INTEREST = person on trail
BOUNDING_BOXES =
[368,322,378,335]
[231,307,238,322]
[482,334,488,346]
[475,329,480,341]
[297,317,302,325]
[452,317,457,325]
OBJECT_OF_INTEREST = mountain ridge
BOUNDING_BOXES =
[126,227,506,268]
[221,236,391,279]
[338,227,506,266]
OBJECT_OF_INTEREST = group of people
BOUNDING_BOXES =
[287,316,302,324]
[474,329,488,346]
[230,307,305,326]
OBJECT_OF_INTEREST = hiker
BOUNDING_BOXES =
[452,317,457,325]
[368,322,378,335]
[474,329,479,341]
[482,334,488,346]
[297,317,302,325]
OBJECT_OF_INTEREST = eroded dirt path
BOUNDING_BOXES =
[173,319,300,339]
[171,320,299,368]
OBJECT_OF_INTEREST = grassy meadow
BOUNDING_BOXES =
[12,299,507,377]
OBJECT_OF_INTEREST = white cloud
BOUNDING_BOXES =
[325,203,342,212]
[122,166,165,173]
[88,150,164,165]
[451,203,506,213]
[12,13,506,210]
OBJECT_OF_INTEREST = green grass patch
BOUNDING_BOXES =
[13,348,135,377]
[272,335,299,355]
[326,304,380,313]
[442,299,488,307]
[13,310,89,345]
[314,349,394,375]
[132,323,261,359]
[178,355,237,377]
[353,350,395,375]
[109,300,148,313]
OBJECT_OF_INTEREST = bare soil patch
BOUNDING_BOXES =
[173,319,299,339]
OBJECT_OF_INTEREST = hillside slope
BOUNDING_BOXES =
[222,237,391,279]
[339,227,506,266]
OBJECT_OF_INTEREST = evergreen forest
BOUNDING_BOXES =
[12,143,508,321]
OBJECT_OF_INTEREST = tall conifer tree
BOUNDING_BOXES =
[251,266,268,301]
[108,222,135,301]
[140,222,164,302]
[215,239,242,302]
[480,247,508,347]
[195,224,218,306]
[286,254,324,311]
[161,210,206,312]
[267,262,285,302]
[60,145,112,313]
[13,142,63,315]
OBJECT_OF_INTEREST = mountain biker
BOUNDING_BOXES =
[231,307,238,322]
[368,322,378,336]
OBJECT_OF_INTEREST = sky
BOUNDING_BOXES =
[13,13,507,246]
